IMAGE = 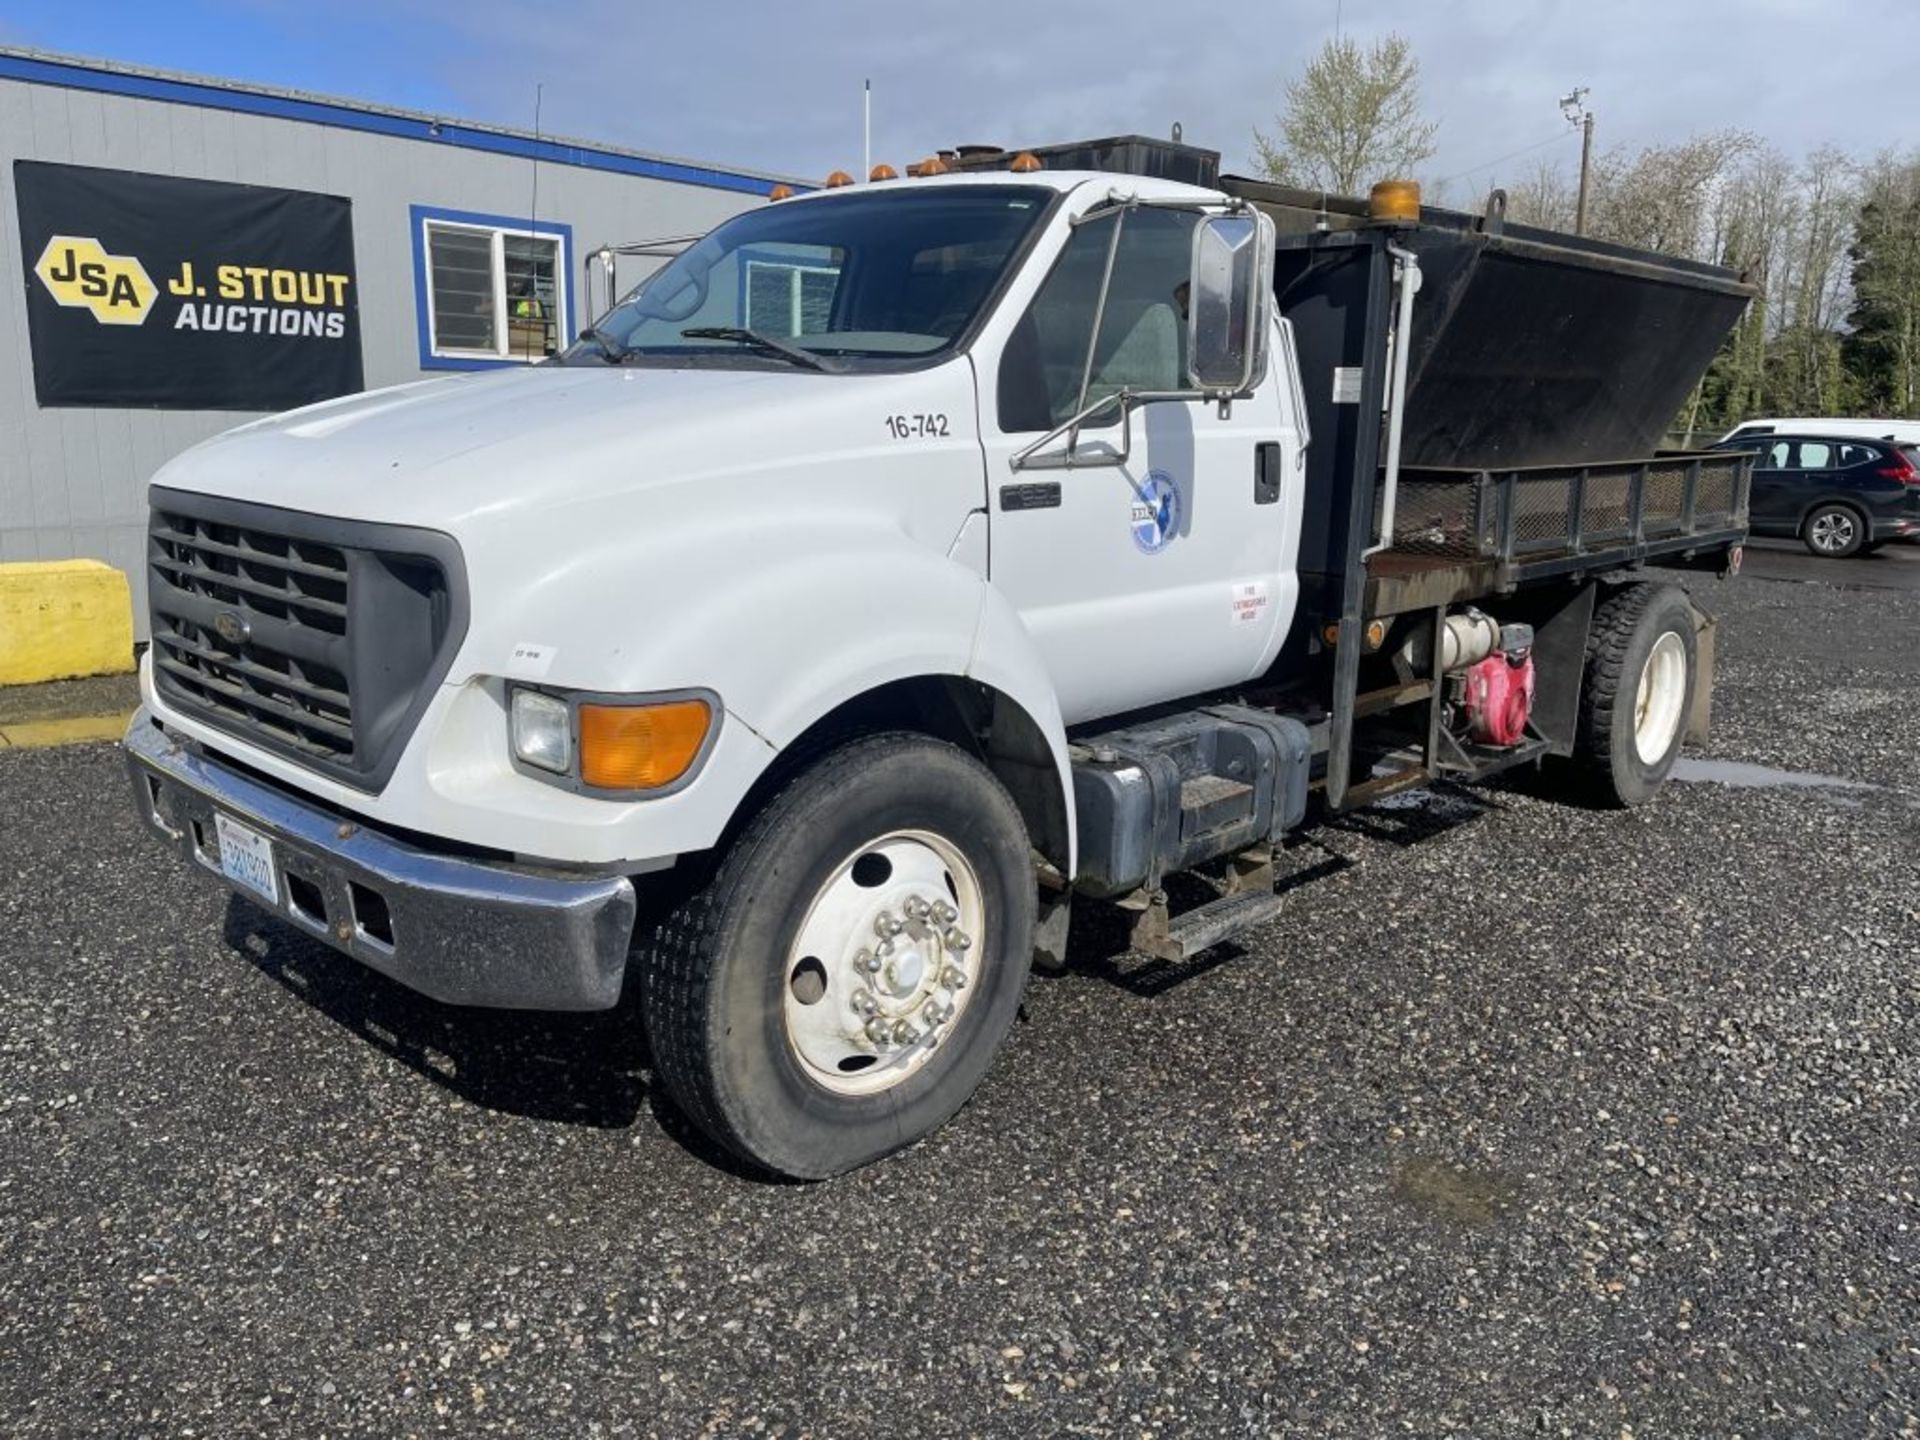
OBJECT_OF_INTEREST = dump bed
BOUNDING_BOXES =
[1230,179,1756,470]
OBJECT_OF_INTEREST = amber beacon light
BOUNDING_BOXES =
[579,698,713,791]
[1369,179,1421,223]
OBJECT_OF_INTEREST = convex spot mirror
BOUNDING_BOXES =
[1187,211,1274,396]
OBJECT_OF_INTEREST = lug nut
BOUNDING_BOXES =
[857,948,882,975]
[865,1017,892,1045]
[904,896,930,921]
[941,964,968,989]
[932,900,957,925]
[874,914,903,938]
[943,927,972,953]
[851,988,877,1018]
[890,1020,916,1046]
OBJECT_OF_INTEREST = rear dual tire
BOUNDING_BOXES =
[1549,581,1697,807]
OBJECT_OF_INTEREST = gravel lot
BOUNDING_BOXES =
[2,564,1917,1438]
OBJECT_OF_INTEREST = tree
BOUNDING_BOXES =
[1843,153,1920,416]
[1253,33,1438,196]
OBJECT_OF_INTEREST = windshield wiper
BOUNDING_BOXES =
[679,326,840,373]
[575,326,625,363]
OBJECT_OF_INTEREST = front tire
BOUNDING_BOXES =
[639,732,1036,1178]
[1562,582,1697,807]
[1803,503,1866,558]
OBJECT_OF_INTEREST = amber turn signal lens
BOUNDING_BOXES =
[824,169,854,188]
[1009,151,1044,173]
[768,183,794,201]
[869,163,897,181]
[578,699,712,791]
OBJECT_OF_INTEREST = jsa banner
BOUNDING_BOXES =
[15,160,364,410]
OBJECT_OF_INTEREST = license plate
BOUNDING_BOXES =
[214,812,279,907]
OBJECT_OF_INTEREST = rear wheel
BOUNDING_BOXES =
[1553,582,1697,807]
[639,732,1035,1178]
[1803,503,1866,558]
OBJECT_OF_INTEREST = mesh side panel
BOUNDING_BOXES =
[1510,476,1574,549]
[1372,455,1747,563]
[1384,478,1490,557]
[1695,462,1737,524]
[1581,468,1635,542]
[1643,465,1691,532]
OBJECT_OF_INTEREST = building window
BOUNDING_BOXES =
[410,206,572,369]
[739,245,842,337]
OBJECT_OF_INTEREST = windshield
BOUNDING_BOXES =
[566,185,1052,369]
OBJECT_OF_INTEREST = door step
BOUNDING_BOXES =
[1131,889,1286,963]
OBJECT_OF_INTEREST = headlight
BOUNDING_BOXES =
[510,687,572,774]
[508,684,720,795]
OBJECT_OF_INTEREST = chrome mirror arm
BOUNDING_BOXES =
[1009,389,1204,472]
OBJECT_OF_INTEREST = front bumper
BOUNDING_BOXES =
[124,709,637,1010]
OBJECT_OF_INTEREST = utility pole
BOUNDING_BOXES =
[1560,87,1594,235]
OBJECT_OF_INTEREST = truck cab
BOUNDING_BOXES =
[125,143,1753,1178]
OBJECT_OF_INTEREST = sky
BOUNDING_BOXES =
[3,0,1916,196]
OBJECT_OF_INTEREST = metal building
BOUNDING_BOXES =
[0,48,793,637]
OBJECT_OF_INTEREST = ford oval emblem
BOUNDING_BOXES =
[211,609,251,646]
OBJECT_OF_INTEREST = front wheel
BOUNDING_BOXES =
[639,732,1036,1178]
[1803,503,1866,558]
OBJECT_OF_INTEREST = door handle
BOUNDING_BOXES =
[1254,442,1281,505]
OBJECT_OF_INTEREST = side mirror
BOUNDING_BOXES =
[1187,212,1273,396]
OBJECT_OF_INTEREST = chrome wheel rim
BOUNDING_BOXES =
[1810,510,1856,554]
[1633,630,1687,764]
[781,829,985,1096]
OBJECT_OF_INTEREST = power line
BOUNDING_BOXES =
[1436,128,1577,187]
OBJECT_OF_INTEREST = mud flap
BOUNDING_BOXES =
[1686,597,1716,745]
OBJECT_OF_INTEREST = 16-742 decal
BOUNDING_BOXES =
[884,413,950,438]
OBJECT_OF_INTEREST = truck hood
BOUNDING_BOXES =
[149,363,928,530]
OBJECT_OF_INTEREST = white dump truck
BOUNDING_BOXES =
[125,137,1753,1177]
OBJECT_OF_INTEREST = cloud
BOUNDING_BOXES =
[20,0,1920,187]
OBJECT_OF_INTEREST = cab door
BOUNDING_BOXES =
[976,199,1301,726]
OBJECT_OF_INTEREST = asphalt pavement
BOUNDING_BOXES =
[3,568,1918,1437]
[1740,535,1920,591]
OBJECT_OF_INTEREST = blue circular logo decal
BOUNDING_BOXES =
[1130,470,1181,554]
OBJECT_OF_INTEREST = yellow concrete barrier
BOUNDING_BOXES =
[0,560,136,685]
[0,713,133,748]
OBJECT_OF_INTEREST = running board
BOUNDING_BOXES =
[1131,890,1286,963]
